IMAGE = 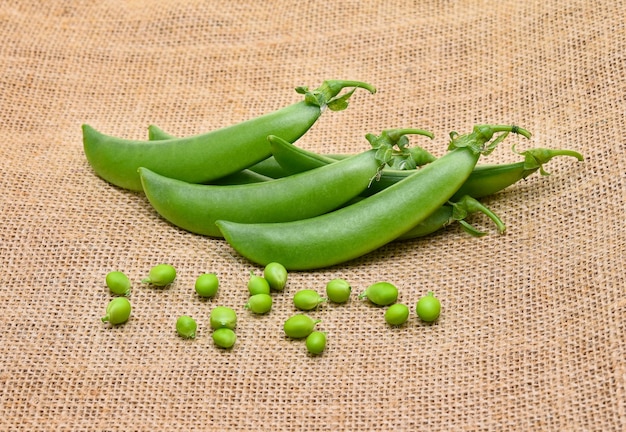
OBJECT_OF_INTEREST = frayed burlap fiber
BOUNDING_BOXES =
[1,1,624,430]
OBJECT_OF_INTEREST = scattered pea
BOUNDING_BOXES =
[248,271,271,295]
[306,331,327,355]
[385,303,410,326]
[283,314,320,339]
[358,281,398,306]
[176,315,197,339]
[293,289,326,311]
[325,278,351,303]
[264,262,288,291]
[101,297,131,325]
[195,273,219,298]
[212,328,237,349]
[105,271,131,296]
[210,306,237,330]
[141,263,176,286]
[245,293,273,314]
[416,291,441,322]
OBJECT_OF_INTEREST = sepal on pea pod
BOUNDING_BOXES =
[396,195,506,241]
[451,195,506,237]
[366,128,436,171]
[514,145,584,176]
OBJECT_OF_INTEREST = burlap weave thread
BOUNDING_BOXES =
[0,0,624,430]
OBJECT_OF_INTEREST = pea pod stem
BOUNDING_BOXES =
[216,125,528,270]
[83,80,375,191]
[397,196,505,240]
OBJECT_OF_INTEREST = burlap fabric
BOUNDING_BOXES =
[1,0,624,430]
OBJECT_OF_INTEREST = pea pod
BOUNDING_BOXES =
[451,146,583,200]
[82,80,376,191]
[216,125,530,270]
[271,132,583,199]
[138,129,432,237]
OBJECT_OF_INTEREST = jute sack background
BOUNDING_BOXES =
[0,0,624,430]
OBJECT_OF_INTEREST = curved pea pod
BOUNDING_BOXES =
[216,125,530,270]
[451,147,584,200]
[139,143,382,237]
[139,129,432,237]
[271,133,583,199]
[82,80,376,191]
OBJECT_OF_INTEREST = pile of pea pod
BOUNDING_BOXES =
[82,79,584,270]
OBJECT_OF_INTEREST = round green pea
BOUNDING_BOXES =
[176,315,197,339]
[359,281,398,306]
[293,289,326,311]
[325,278,351,303]
[105,271,131,296]
[305,331,327,355]
[283,314,320,339]
[247,271,271,296]
[385,303,410,326]
[210,306,237,330]
[212,328,236,349]
[141,263,176,286]
[416,291,441,322]
[101,297,131,325]
[263,262,288,291]
[245,293,273,314]
[195,273,219,298]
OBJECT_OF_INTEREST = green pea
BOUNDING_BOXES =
[248,271,271,295]
[416,291,441,322]
[210,306,237,330]
[212,328,237,349]
[245,293,273,314]
[283,314,320,339]
[305,331,327,355]
[263,262,288,291]
[195,273,219,298]
[293,289,326,311]
[101,297,131,325]
[176,315,197,339]
[141,263,176,286]
[105,271,131,296]
[325,278,351,303]
[385,303,410,326]
[358,281,398,306]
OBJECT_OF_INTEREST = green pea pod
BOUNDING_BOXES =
[82,80,376,191]
[216,125,530,270]
[451,146,584,200]
[139,129,432,237]
[271,133,583,199]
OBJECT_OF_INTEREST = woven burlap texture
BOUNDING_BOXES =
[1,0,624,430]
